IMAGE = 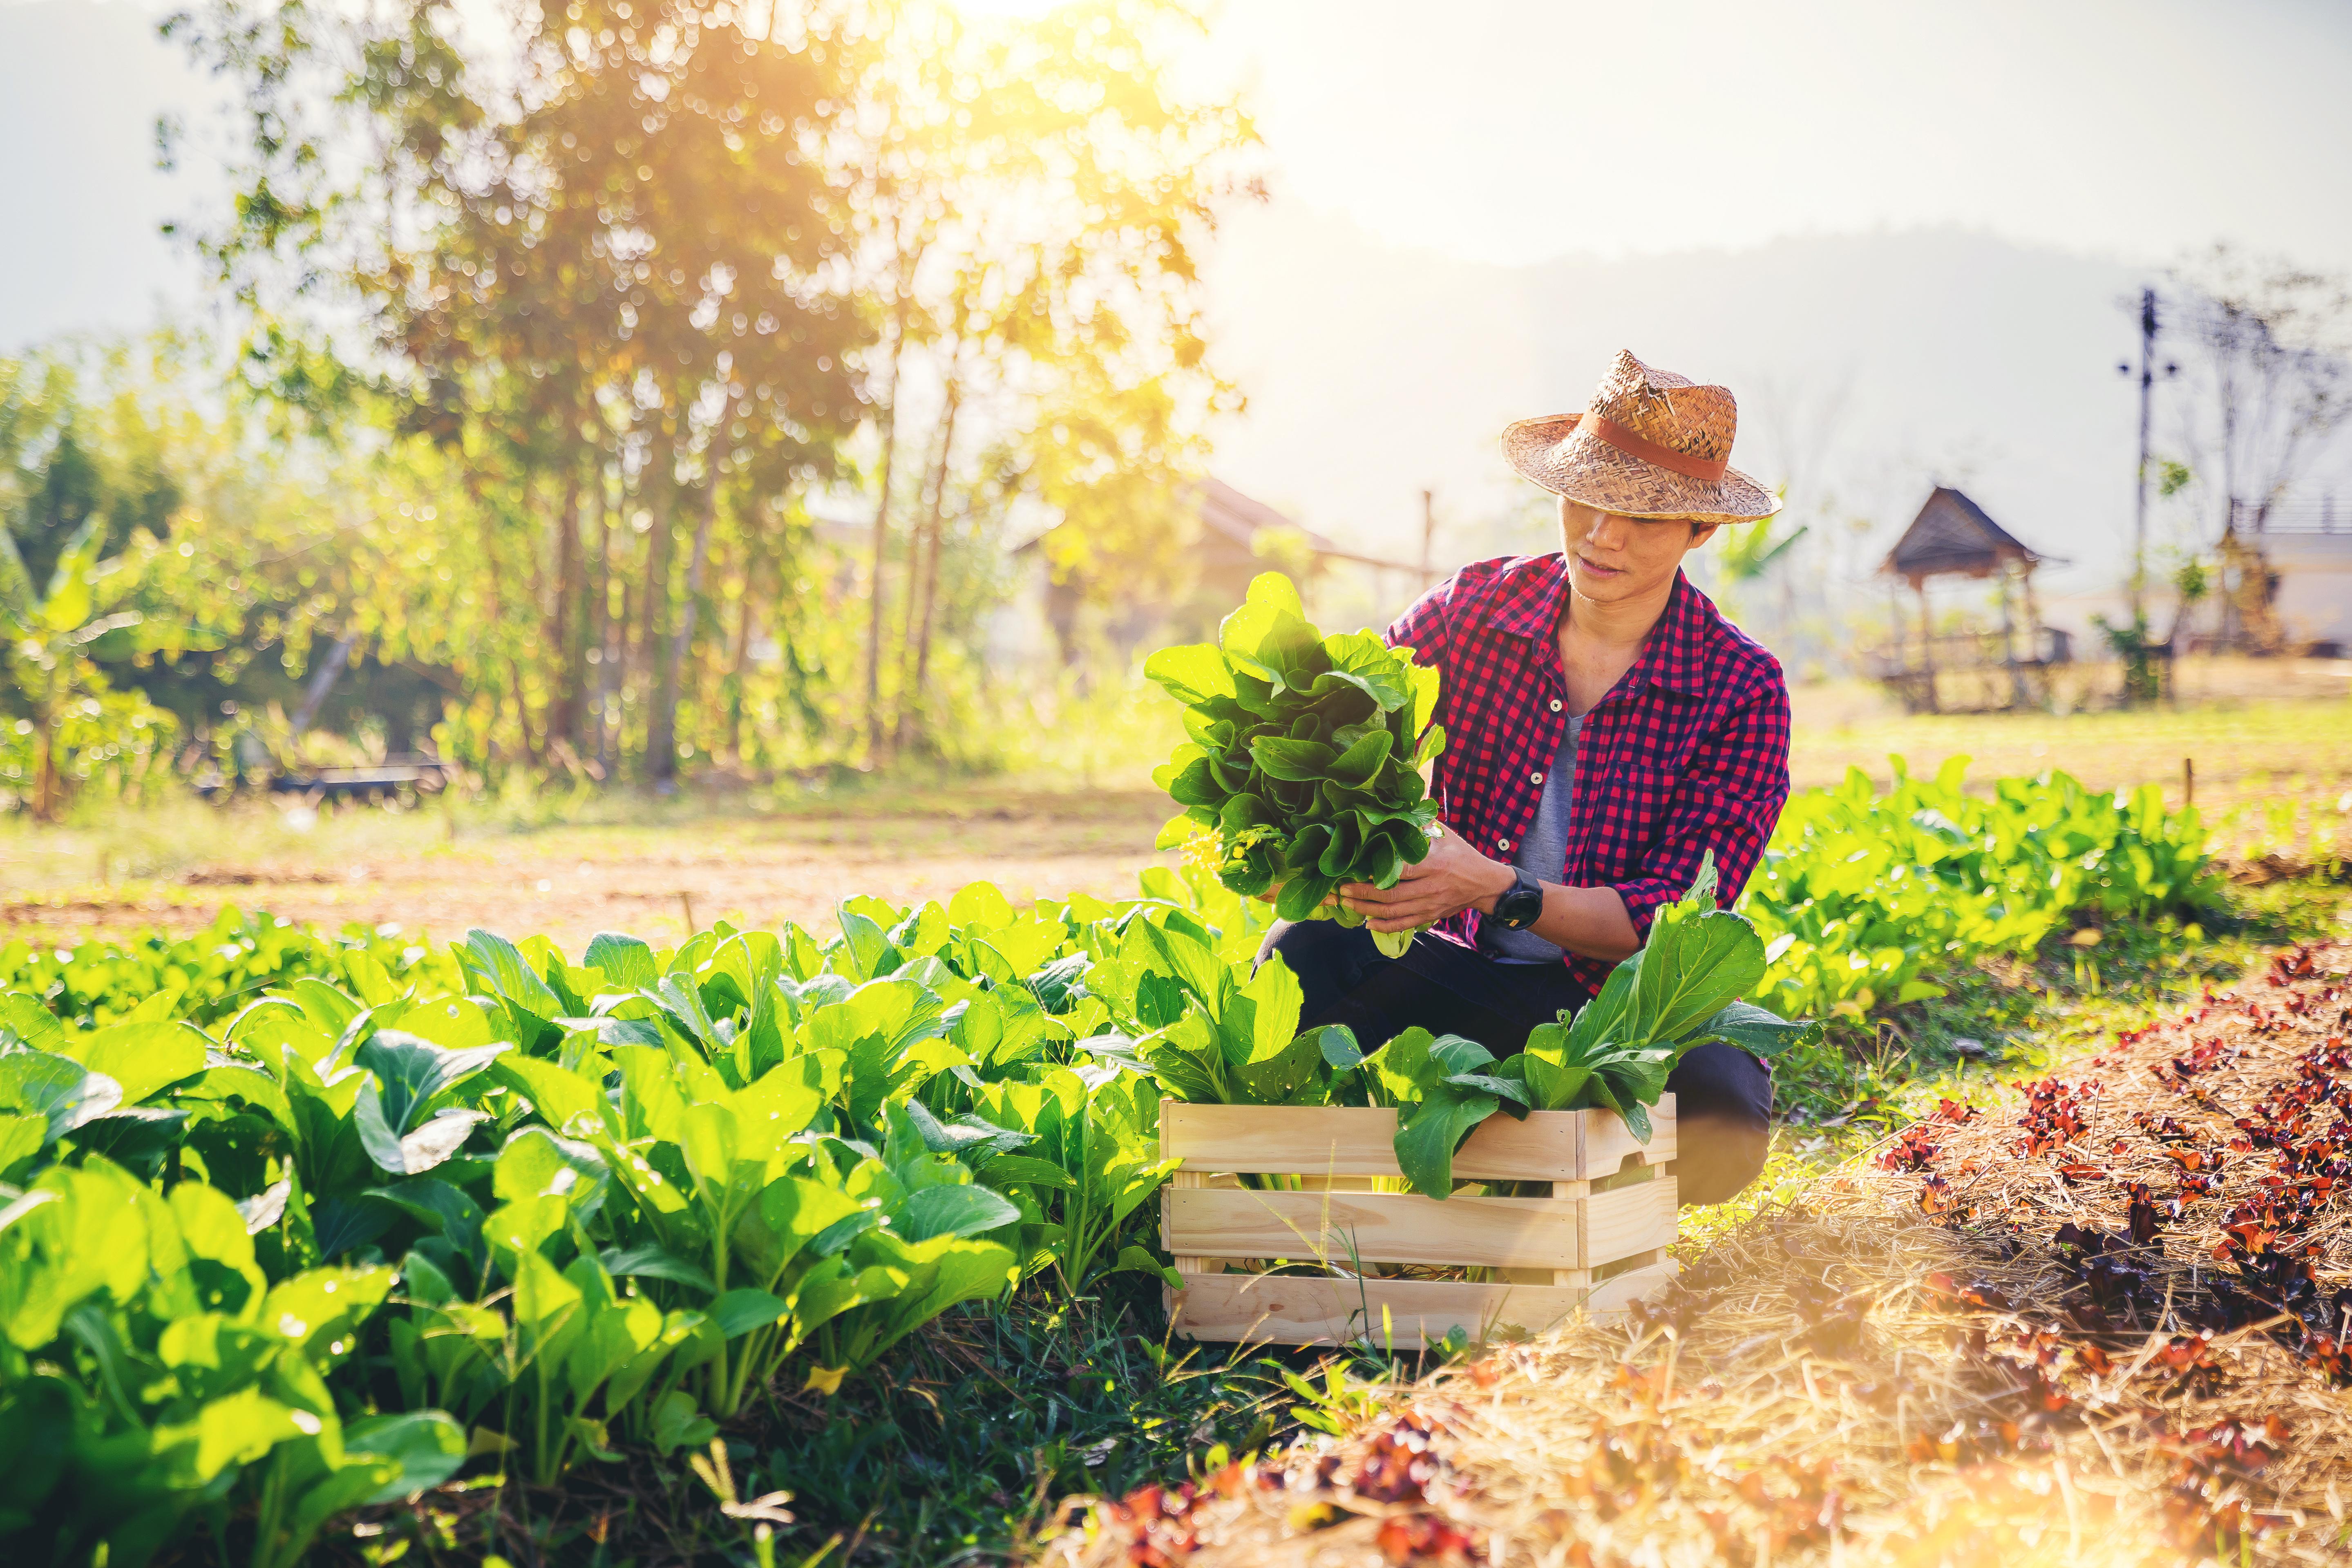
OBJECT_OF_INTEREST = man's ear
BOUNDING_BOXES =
[1688,521,1722,548]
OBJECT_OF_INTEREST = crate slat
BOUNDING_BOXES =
[1159,1095,1677,1181]
[1154,1096,1681,1344]
[1587,1096,1678,1174]
[1164,1188,1583,1269]
[1168,1272,1589,1346]
[1581,1175,1679,1266]
[1585,1260,1679,1316]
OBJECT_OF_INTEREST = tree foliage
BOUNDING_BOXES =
[31,0,1262,800]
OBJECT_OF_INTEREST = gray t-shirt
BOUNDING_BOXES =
[1481,715,1581,964]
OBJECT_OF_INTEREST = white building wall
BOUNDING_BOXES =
[2266,534,2352,649]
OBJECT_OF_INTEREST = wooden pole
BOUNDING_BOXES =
[1914,578,1939,714]
[2019,565,2049,709]
[1999,564,2027,710]
[1420,488,1437,592]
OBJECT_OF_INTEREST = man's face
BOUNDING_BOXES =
[1558,497,1718,604]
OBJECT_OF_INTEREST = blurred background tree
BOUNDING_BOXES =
[0,0,1256,803]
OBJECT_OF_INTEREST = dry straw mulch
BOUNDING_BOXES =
[1053,943,2352,1568]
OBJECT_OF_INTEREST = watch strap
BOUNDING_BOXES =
[1496,867,1545,929]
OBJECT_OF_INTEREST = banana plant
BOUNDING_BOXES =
[0,514,210,821]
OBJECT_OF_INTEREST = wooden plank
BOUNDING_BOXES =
[1581,1174,1678,1268]
[1165,1188,1582,1270]
[1584,1260,1677,1320]
[1499,1265,1590,1288]
[1583,1092,1676,1177]
[1454,1110,1591,1181]
[1160,1101,1670,1181]
[1161,1101,1213,1275]
[1552,1179,1581,1285]
[1160,1103,1423,1177]
[1169,1273,1586,1347]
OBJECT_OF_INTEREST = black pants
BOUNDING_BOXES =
[1269,920,1772,1205]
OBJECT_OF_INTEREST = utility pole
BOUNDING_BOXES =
[2128,286,2157,629]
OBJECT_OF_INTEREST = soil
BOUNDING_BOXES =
[0,788,1178,950]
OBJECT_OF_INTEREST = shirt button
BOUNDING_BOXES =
[1497,837,1513,852]
[1531,772,1545,784]
[1549,699,1563,712]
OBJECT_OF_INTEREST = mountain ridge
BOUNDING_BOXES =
[1199,204,2172,603]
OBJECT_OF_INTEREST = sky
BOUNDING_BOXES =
[2,0,2348,615]
[1200,0,2352,271]
[6,0,2349,347]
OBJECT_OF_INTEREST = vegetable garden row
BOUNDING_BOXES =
[0,746,2220,1566]
[0,586,2216,1566]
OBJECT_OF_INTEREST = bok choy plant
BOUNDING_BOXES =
[1487,852,1818,1141]
[1147,573,1445,956]
[1299,856,1819,1197]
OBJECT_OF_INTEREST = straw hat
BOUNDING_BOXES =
[1501,350,1781,524]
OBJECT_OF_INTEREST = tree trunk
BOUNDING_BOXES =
[639,429,678,778]
[464,462,536,768]
[593,463,620,778]
[728,544,760,764]
[654,447,722,784]
[602,580,630,776]
[30,687,59,823]
[862,272,917,763]
[546,464,586,749]
[290,632,359,738]
[899,378,962,754]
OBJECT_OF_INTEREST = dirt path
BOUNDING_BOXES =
[0,789,1176,951]
[4,689,2346,951]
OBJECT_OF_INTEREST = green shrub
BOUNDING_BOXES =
[1743,759,2218,1021]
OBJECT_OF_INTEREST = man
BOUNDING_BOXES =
[1267,350,1791,1203]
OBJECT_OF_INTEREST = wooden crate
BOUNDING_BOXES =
[1159,1096,1678,1347]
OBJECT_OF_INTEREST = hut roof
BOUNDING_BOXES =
[1883,487,2047,584]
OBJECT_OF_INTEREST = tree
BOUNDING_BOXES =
[170,0,866,781]
[154,0,1256,787]
[2166,248,2352,649]
[836,0,1254,757]
[0,519,193,819]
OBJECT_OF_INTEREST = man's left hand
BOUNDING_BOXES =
[1338,829,1514,933]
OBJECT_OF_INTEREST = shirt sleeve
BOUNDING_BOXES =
[1385,577,1457,722]
[1386,577,1455,663]
[1607,676,1793,939]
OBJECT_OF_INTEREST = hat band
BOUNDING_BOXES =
[1587,412,1729,483]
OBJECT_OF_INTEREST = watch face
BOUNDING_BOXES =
[1496,885,1544,929]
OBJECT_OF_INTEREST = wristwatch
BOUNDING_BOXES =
[1491,867,1545,931]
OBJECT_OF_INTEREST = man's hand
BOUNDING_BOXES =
[1338,829,1515,934]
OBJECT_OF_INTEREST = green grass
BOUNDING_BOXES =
[320,1277,1349,1568]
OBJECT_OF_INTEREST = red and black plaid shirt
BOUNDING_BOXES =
[1388,556,1792,1000]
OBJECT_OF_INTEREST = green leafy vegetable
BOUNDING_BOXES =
[1147,573,1444,956]
[1493,854,1815,1149]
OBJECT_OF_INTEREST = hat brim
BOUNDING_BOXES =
[1502,414,1782,525]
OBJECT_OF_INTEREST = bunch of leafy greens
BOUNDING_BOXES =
[1147,573,1444,957]
[1363,855,1817,1196]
